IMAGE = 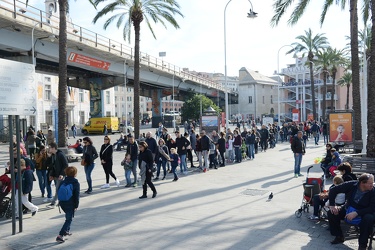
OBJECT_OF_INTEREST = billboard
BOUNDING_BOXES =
[329,112,353,143]
[202,116,218,127]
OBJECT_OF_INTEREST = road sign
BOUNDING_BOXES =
[0,59,37,116]
[68,52,111,70]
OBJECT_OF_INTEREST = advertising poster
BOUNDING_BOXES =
[221,112,225,127]
[292,109,299,122]
[202,116,218,127]
[329,112,353,143]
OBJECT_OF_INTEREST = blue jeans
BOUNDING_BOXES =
[323,134,328,144]
[73,130,77,138]
[171,165,178,179]
[248,144,255,159]
[59,205,74,236]
[234,147,241,162]
[131,159,138,184]
[314,134,319,144]
[156,159,167,178]
[125,169,132,185]
[36,169,47,196]
[179,154,187,172]
[84,163,95,191]
[294,153,303,175]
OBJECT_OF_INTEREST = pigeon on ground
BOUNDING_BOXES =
[268,192,273,200]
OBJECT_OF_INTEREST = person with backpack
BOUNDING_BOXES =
[47,142,68,206]
[56,166,80,243]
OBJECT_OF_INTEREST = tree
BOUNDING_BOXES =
[368,0,375,157]
[181,94,221,122]
[271,0,365,150]
[287,28,329,120]
[315,47,332,121]
[337,72,352,110]
[327,48,347,112]
[92,0,183,139]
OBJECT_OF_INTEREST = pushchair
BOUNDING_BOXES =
[0,173,12,219]
[295,166,325,218]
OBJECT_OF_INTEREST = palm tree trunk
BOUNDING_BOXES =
[350,0,362,143]
[346,85,350,110]
[330,69,336,111]
[367,0,375,157]
[57,0,67,147]
[309,60,316,120]
[322,71,327,121]
[133,21,141,139]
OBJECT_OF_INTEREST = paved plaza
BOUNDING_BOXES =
[0,129,364,249]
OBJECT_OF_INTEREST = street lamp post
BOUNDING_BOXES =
[172,66,175,129]
[224,0,257,130]
[31,22,55,66]
[277,45,295,126]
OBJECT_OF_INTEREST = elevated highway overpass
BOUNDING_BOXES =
[0,0,238,126]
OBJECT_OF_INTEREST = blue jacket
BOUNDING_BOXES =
[21,168,34,194]
[59,176,80,210]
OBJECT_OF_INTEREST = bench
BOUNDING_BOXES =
[339,140,363,154]
[58,147,83,163]
[342,154,375,175]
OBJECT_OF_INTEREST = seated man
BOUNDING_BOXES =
[68,139,83,154]
[321,143,333,177]
[328,173,375,249]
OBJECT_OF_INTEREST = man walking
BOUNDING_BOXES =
[175,131,190,174]
[311,121,320,145]
[291,131,305,178]
[47,142,68,206]
[145,132,157,160]
[200,130,210,172]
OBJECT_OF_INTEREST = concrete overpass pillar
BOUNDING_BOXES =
[151,89,163,128]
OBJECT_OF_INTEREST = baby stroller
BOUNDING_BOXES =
[295,166,325,218]
[0,173,12,219]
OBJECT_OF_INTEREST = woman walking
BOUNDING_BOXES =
[100,136,120,189]
[138,141,157,199]
[82,137,98,194]
[35,145,50,198]
[154,139,170,181]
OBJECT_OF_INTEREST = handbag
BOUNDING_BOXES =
[81,158,86,166]
[345,206,361,225]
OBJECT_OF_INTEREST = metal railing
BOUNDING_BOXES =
[0,0,231,93]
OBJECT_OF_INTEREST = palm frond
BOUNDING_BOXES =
[287,0,311,26]
[270,0,295,27]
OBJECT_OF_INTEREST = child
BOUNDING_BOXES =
[209,140,218,169]
[169,148,179,181]
[15,159,38,219]
[254,137,259,154]
[121,153,133,187]
[309,175,345,220]
[328,148,342,177]
[56,166,80,243]
[227,135,234,162]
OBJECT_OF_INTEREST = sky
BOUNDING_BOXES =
[28,0,358,77]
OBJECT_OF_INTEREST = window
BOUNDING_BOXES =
[106,111,111,117]
[45,111,53,126]
[114,86,118,91]
[105,91,110,104]
[248,96,253,104]
[45,84,51,101]
[79,111,85,125]
[271,95,273,104]
[262,96,265,104]
[45,77,51,82]
[29,116,36,127]
[79,89,84,103]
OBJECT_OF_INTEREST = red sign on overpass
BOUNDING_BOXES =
[68,52,111,70]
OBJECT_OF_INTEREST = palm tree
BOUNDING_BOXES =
[271,0,365,149]
[337,72,352,110]
[327,48,347,111]
[368,0,375,157]
[287,28,329,120]
[92,0,183,139]
[315,48,332,121]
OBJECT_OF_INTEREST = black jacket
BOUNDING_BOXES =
[82,145,98,166]
[291,136,305,154]
[155,145,169,162]
[145,137,157,154]
[100,143,113,166]
[259,129,269,140]
[175,136,190,155]
[126,141,139,161]
[59,176,80,210]
[200,135,210,151]
[138,149,154,170]
[21,168,34,194]
[218,138,226,153]
[48,150,68,178]
[246,134,256,144]
[329,180,375,216]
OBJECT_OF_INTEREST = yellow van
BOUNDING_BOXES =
[81,117,119,135]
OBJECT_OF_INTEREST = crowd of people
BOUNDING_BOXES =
[3,120,375,248]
